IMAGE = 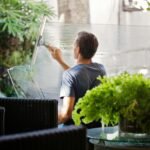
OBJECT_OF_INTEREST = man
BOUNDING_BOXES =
[46,31,106,127]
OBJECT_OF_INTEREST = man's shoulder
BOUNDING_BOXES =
[67,63,105,71]
[63,64,86,77]
[67,64,84,72]
[64,63,106,73]
[92,62,104,68]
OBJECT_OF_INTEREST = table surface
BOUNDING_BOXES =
[87,126,150,147]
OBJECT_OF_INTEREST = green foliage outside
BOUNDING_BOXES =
[0,0,54,67]
[147,0,150,11]
[72,72,150,133]
[0,0,55,96]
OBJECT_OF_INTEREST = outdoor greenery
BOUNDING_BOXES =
[0,0,55,96]
[72,72,150,133]
[0,0,54,67]
[147,0,150,11]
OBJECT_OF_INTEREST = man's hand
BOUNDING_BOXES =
[46,45,62,61]
[45,44,70,70]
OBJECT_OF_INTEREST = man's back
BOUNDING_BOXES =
[60,62,106,126]
[60,63,106,103]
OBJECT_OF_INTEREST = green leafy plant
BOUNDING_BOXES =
[0,0,55,96]
[0,0,55,67]
[72,72,150,133]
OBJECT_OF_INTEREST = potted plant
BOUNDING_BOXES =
[0,0,55,96]
[72,72,150,135]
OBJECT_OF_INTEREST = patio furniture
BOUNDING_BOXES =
[0,98,58,134]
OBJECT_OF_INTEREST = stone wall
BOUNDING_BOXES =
[57,0,90,23]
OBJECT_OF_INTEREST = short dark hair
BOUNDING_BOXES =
[75,31,99,59]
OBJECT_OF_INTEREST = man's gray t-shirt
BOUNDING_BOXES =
[60,63,106,103]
